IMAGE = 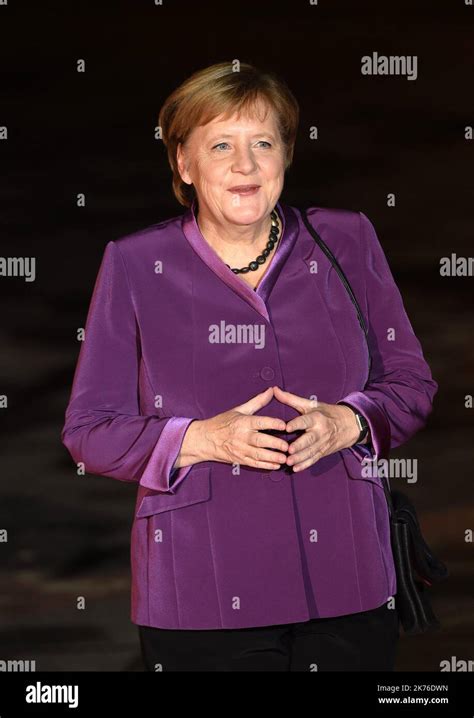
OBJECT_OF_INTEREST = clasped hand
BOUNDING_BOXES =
[201,385,363,473]
[272,385,361,472]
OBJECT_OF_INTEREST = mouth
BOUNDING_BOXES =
[227,185,261,196]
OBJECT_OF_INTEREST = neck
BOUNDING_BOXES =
[195,205,280,264]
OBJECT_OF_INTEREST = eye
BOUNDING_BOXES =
[211,140,272,151]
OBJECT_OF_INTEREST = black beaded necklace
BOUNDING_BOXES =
[224,209,281,275]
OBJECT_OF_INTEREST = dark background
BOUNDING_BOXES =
[0,0,473,671]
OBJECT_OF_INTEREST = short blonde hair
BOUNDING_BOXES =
[158,61,300,207]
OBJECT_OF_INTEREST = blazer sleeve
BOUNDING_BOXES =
[60,239,198,494]
[337,211,438,461]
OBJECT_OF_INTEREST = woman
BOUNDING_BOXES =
[61,61,438,671]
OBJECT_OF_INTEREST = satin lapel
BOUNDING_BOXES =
[181,198,300,322]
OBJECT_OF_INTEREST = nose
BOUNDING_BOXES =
[231,146,258,174]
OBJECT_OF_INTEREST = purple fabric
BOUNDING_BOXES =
[60,239,199,494]
[61,201,438,629]
[141,416,198,493]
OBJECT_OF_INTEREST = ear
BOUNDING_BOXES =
[176,142,192,185]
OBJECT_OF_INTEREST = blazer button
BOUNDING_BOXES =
[269,472,284,482]
[260,366,275,381]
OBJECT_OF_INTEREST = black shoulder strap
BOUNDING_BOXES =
[299,207,397,511]
[299,207,372,379]
[299,207,396,508]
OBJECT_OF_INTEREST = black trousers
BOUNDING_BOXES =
[138,601,400,672]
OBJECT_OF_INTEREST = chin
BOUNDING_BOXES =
[223,199,268,223]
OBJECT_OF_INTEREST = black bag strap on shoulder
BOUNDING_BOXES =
[299,208,373,379]
[299,206,449,635]
[299,207,392,506]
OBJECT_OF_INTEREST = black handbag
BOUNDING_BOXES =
[300,207,449,635]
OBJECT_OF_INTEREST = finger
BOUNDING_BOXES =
[254,447,288,465]
[272,385,317,414]
[251,414,287,433]
[246,460,282,470]
[244,447,286,469]
[253,431,289,455]
[291,455,320,472]
[286,413,315,433]
[287,431,317,457]
[286,444,317,466]
[236,387,276,416]
[291,442,331,472]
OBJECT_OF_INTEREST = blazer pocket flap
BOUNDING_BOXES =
[339,448,383,488]
[136,466,211,518]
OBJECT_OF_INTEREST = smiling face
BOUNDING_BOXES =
[176,99,286,227]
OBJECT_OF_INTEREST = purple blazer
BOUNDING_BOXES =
[61,199,438,630]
